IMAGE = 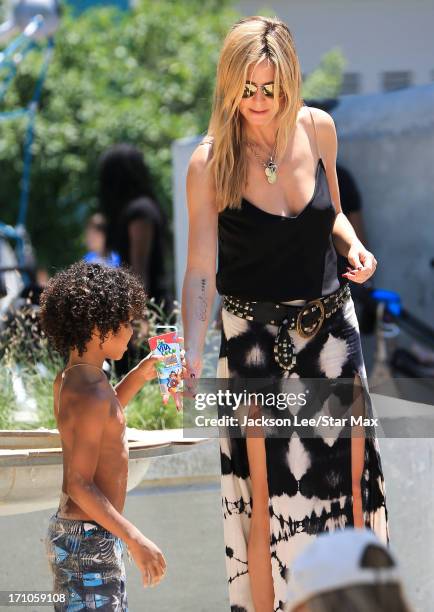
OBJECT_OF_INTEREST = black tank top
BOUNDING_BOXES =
[216,107,343,302]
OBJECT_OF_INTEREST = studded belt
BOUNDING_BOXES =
[222,283,351,371]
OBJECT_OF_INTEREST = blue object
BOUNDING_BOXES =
[370,288,402,316]
[18,37,55,228]
[0,16,54,286]
[83,251,120,267]
[65,0,130,15]
[82,572,103,587]
[54,545,68,563]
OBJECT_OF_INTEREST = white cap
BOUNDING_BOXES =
[286,528,402,611]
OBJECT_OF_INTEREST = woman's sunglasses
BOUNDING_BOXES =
[242,81,281,98]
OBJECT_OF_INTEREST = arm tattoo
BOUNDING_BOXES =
[195,277,207,321]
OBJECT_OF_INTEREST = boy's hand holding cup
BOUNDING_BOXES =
[137,351,166,381]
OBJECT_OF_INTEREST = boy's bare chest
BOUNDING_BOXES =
[101,400,129,454]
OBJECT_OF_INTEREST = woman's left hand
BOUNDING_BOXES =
[171,336,186,412]
[342,243,378,284]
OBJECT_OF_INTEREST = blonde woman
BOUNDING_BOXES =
[182,15,389,612]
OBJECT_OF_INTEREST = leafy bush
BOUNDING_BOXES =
[124,383,181,430]
[0,367,15,429]
[302,48,346,99]
[0,0,239,270]
[0,297,187,429]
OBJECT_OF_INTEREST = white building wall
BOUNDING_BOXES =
[236,0,434,94]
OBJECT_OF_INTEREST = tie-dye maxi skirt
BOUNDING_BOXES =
[216,292,389,612]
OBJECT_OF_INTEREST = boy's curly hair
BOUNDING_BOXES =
[39,262,147,357]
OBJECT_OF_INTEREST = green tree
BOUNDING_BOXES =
[302,48,346,99]
[0,0,238,274]
[0,2,344,275]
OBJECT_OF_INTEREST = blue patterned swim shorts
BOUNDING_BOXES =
[45,512,128,611]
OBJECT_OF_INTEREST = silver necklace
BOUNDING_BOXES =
[246,137,279,184]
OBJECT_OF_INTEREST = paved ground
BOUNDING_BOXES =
[1,434,433,612]
[0,481,229,611]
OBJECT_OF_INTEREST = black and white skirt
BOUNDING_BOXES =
[216,292,389,612]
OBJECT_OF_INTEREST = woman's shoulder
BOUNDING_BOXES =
[190,134,214,168]
[300,104,336,132]
[187,136,216,209]
[299,104,338,163]
[188,136,215,182]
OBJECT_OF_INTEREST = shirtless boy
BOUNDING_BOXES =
[40,261,167,611]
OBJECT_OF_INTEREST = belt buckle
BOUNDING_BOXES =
[296,298,325,339]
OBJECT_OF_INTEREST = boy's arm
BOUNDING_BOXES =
[114,353,163,408]
[66,392,142,545]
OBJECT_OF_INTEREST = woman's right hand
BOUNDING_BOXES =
[184,350,203,379]
[183,350,202,398]
[128,533,167,588]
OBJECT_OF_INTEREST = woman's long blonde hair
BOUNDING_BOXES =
[206,16,304,213]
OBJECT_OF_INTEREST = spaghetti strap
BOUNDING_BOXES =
[306,106,321,163]
[198,135,214,148]
[56,363,105,418]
